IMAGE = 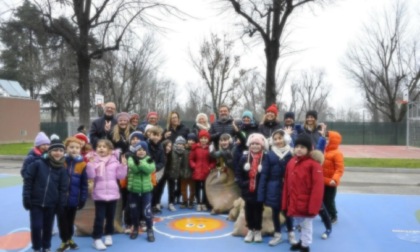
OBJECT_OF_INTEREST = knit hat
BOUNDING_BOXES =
[48,135,65,152]
[74,133,89,144]
[266,104,278,116]
[147,111,158,119]
[144,124,154,133]
[133,141,149,154]
[284,111,295,120]
[270,129,292,146]
[129,131,145,142]
[175,136,186,145]
[242,110,254,122]
[187,133,197,142]
[130,113,140,121]
[195,113,209,123]
[116,112,130,121]
[246,133,269,151]
[198,130,210,140]
[294,134,313,152]
[306,110,318,120]
[34,132,51,147]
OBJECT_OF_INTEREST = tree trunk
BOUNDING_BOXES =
[77,54,91,127]
[265,41,279,108]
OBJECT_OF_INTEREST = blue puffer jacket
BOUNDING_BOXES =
[257,150,292,208]
[23,156,68,208]
[21,147,44,177]
[64,155,88,207]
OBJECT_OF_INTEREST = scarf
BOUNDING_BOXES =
[271,145,291,160]
[196,122,210,131]
[48,153,65,168]
[97,155,111,177]
[248,152,262,193]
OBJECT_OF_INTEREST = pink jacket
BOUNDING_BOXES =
[87,151,127,201]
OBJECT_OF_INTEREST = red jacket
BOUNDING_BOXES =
[282,151,324,217]
[189,143,215,181]
[323,131,345,186]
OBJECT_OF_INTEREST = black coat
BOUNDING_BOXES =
[89,116,117,149]
[258,120,282,138]
[164,123,190,143]
[235,153,264,202]
[148,140,165,172]
[209,117,236,144]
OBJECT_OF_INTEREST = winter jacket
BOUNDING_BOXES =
[21,147,44,177]
[169,148,190,180]
[210,145,234,170]
[164,123,190,143]
[282,151,324,217]
[148,140,165,172]
[64,155,88,207]
[189,143,216,181]
[257,150,292,208]
[89,115,117,149]
[259,120,282,138]
[108,128,133,154]
[209,117,236,144]
[235,152,265,202]
[323,131,345,186]
[127,156,155,194]
[86,151,127,201]
[23,156,68,208]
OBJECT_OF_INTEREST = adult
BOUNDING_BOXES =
[108,112,133,154]
[209,105,236,147]
[258,104,282,139]
[191,113,211,136]
[283,112,295,128]
[77,125,87,135]
[163,111,190,143]
[138,112,159,133]
[301,110,326,147]
[89,102,117,150]
[129,113,140,131]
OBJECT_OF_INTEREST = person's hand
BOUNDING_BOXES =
[78,201,86,210]
[329,180,337,186]
[284,126,293,135]
[104,121,111,132]
[164,131,172,139]
[232,120,239,132]
[23,198,31,210]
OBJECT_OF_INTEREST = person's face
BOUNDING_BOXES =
[284,117,294,126]
[306,116,316,126]
[66,142,81,157]
[165,142,172,153]
[219,107,229,119]
[130,118,139,127]
[266,112,275,121]
[294,145,308,157]
[118,117,129,129]
[50,148,64,160]
[199,137,209,145]
[219,139,230,149]
[148,116,158,125]
[170,113,179,126]
[249,142,262,153]
[136,148,147,158]
[38,144,49,152]
[130,137,140,147]
[273,134,285,148]
[198,116,206,124]
[104,103,116,117]
[242,116,251,124]
[97,142,111,157]
[187,139,196,146]
[150,133,160,143]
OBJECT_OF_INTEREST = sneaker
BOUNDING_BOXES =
[201,204,208,211]
[140,221,147,232]
[290,241,302,251]
[147,229,155,242]
[244,230,254,243]
[196,204,202,212]
[180,203,187,209]
[268,232,282,246]
[321,229,331,239]
[152,207,161,214]
[92,239,106,251]
[168,203,176,211]
[156,204,161,211]
[124,226,132,234]
[288,231,297,244]
[254,230,262,243]
[331,217,337,224]
[188,201,194,209]
[67,239,79,250]
[56,242,70,252]
[130,231,138,240]
[104,235,113,246]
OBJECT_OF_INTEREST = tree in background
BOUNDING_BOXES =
[343,1,420,122]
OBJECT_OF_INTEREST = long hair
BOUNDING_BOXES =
[111,124,130,142]
[166,111,180,130]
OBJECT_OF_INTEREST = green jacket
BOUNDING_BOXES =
[127,156,155,194]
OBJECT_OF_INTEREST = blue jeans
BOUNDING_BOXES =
[271,207,294,232]
[30,205,55,250]
[92,200,117,239]
[129,192,153,230]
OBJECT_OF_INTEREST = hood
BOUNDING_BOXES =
[310,150,324,165]
[326,131,342,151]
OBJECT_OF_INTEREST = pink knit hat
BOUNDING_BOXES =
[116,112,130,121]
[147,111,158,119]
[246,133,269,150]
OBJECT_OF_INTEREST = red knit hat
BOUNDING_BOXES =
[266,104,278,116]
[74,133,89,144]
[198,130,210,140]
[147,111,158,119]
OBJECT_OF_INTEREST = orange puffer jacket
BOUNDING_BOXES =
[322,131,344,186]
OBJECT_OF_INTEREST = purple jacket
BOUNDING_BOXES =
[86,151,127,201]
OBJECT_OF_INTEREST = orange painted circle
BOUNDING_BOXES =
[169,216,226,233]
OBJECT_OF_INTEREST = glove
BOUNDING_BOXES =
[77,201,86,210]
[23,198,31,210]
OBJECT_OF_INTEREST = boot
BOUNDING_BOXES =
[300,246,310,252]
[290,241,302,251]
[129,230,138,240]
[147,229,155,242]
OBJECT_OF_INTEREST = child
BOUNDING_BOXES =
[189,130,215,211]
[184,133,197,209]
[257,130,296,246]
[74,132,93,162]
[56,137,88,251]
[87,139,127,251]
[148,126,165,213]
[322,131,344,224]
[210,133,234,170]
[127,141,156,242]
[169,136,189,210]
[282,134,324,252]
[235,133,268,243]
[21,132,51,177]
[152,139,171,214]
[22,137,68,252]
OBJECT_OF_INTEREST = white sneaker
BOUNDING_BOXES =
[269,232,282,246]
[156,204,161,211]
[196,204,202,212]
[288,231,297,244]
[92,239,106,250]
[201,204,208,211]
[254,230,262,243]
[244,230,254,243]
[124,226,132,234]
[168,203,176,211]
[104,235,112,246]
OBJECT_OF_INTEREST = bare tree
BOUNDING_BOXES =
[37,0,180,126]
[343,1,420,122]
[184,82,212,120]
[236,69,265,116]
[224,0,331,108]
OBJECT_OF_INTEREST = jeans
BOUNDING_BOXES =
[57,206,77,242]
[128,192,153,230]
[30,205,55,250]
[271,207,294,233]
[92,200,117,239]
[194,180,207,205]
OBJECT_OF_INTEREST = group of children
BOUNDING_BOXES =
[21,109,344,252]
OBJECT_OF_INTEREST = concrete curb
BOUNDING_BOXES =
[345,167,420,174]
[0,155,25,161]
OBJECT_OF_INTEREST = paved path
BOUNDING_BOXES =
[340,145,420,159]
